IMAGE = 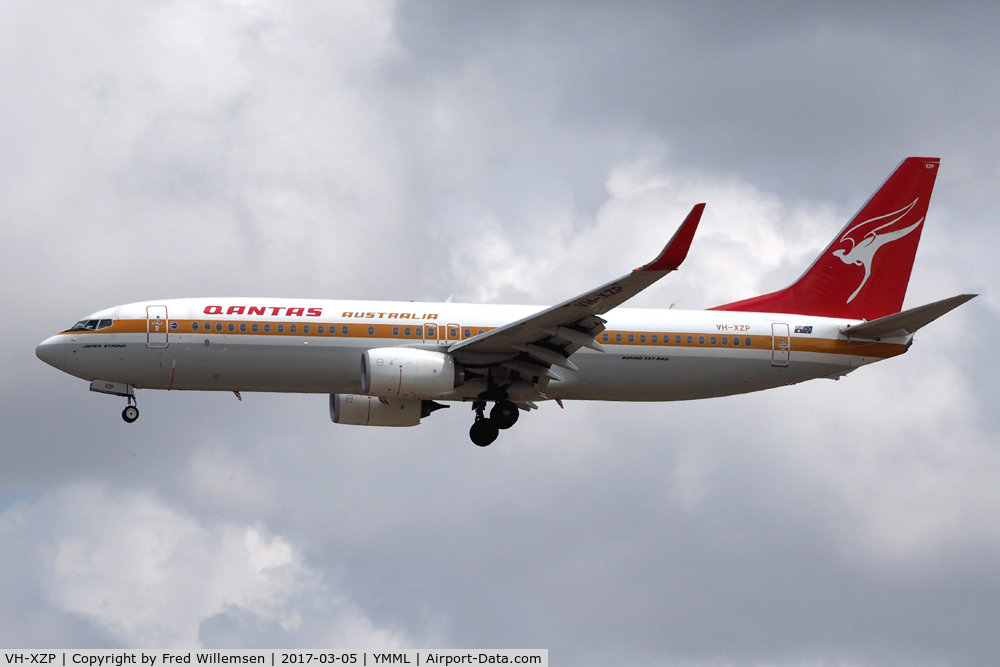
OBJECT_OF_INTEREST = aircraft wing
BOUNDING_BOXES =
[447,204,705,372]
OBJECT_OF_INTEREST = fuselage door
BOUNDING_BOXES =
[423,322,438,344]
[147,305,169,348]
[771,322,790,366]
[445,323,461,344]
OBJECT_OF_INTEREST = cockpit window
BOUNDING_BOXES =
[70,319,99,331]
[68,318,114,332]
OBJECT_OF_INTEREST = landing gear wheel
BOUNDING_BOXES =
[470,418,499,447]
[490,400,519,430]
[122,405,139,423]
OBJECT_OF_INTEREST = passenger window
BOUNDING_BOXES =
[240,323,247,332]
[478,329,484,335]
[368,326,375,335]
[733,337,740,346]
[686,335,693,344]
[393,327,399,336]
[415,327,422,337]
[252,323,258,333]
[192,322,199,331]
[216,323,223,332]
[602,333,609,342]
[721,336,728,345]
[264,324,271,333]
[449,328,458,338]
[277,324,284,333]
[710,336,716,345]
[303,325,309,333]
[290,325,297,333]
[698,336,705,344]
[615,333,623,342]
[427,327,435,337]
[640,334,646,343]
[628,334,635,342]
[745,337,752,346]
[652,334,658,343]
[342,326,349,335]
[228,323,235,332]
[317,325,324,334]
[404,327,411,336]
[464,328,471,338]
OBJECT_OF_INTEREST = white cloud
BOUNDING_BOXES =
[775,360,1000,566]
[0,484,409,648]
[446,154,846,311]
[4,1,1000,664]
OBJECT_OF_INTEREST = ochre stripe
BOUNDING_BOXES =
[58,319,904,359]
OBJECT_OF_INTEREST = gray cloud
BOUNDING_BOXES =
[2,1,999,664]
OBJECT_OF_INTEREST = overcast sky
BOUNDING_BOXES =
[2,1,999,663]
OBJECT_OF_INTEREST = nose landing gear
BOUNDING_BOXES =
[469,399,521,446]
[121,395,139,423]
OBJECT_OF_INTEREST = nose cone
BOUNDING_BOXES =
[36,335,66,371]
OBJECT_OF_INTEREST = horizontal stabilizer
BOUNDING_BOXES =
[841,294,976,340]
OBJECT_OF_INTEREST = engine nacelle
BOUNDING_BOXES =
[361,347,459,398]
[330,394,423,427]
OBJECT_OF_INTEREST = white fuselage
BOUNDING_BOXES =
[36,298,907,403]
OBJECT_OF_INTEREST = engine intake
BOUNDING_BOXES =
[361,347,459,398]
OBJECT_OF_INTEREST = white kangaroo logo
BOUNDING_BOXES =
[832,198,923,303]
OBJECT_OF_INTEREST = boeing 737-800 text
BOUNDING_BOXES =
[36,157,975,446]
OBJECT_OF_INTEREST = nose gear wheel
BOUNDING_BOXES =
[121,393,139,423]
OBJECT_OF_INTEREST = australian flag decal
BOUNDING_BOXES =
[794,325,813,334]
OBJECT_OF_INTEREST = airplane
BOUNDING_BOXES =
[36,157,976,446]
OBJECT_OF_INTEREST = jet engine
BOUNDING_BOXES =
[330,394,449,427]
[361,348,459,398]
[331,394,421,426]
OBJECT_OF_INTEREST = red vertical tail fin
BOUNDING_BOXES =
[710,157,940,320]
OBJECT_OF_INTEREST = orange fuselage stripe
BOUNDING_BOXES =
[60,319,905,359]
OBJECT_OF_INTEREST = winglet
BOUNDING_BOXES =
[639,203,706,272]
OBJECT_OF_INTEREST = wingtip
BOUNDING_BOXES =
[639,203,705,272]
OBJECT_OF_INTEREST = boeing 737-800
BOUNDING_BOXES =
[36,157,975,446]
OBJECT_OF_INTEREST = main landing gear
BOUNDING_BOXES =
[122,395,139,424]
[469,399,519,447]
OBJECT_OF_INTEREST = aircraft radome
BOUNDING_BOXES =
[37,157,976,446]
